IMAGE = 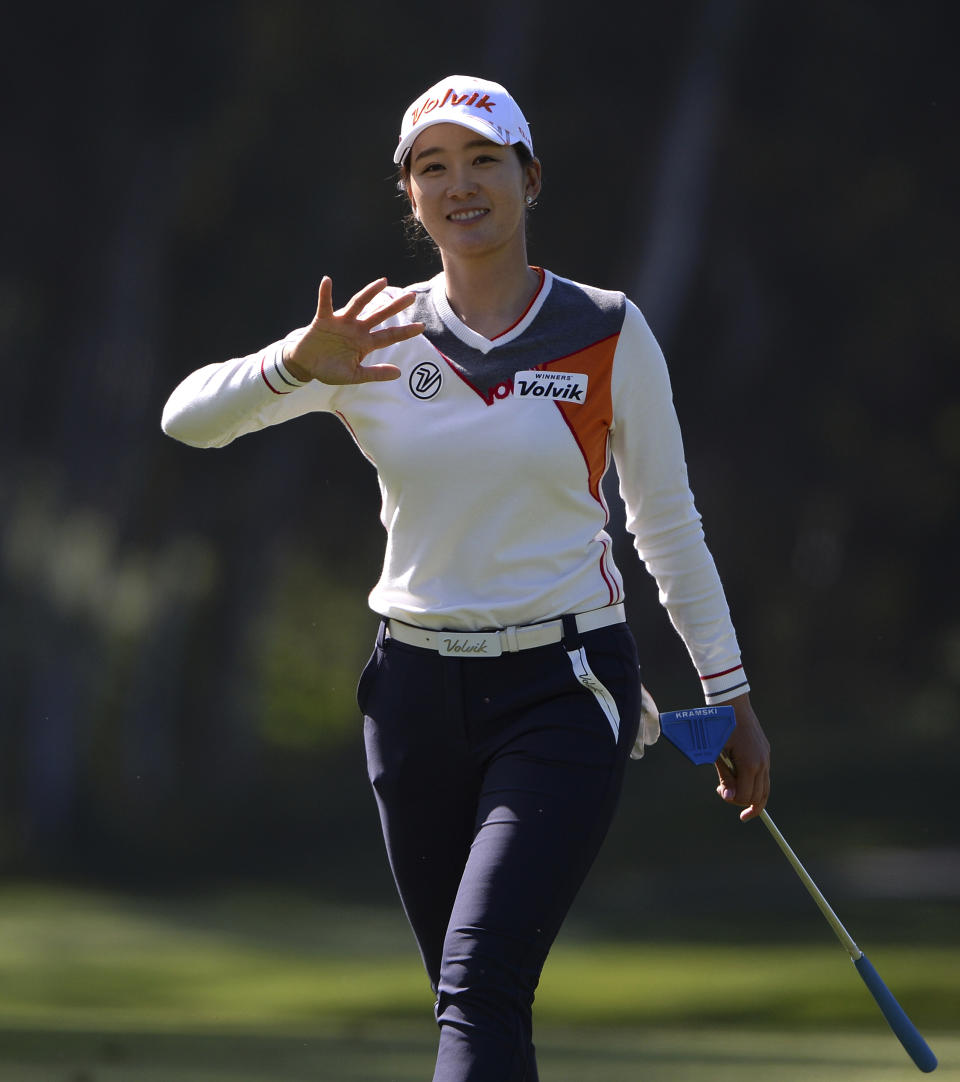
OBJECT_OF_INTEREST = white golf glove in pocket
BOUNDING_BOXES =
[630,682,661,760]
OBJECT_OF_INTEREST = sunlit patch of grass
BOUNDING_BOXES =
[0,882,953,1045]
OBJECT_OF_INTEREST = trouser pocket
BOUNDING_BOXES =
[564,645,621,742]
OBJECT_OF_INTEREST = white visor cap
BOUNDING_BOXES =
[394,75,533,166]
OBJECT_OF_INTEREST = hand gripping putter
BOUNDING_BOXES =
[657,704,938,1074]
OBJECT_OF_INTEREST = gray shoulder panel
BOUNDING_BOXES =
[410,276,626,399]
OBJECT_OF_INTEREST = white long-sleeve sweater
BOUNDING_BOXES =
[162,269,749,703]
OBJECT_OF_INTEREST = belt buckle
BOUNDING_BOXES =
[437,632,502,658]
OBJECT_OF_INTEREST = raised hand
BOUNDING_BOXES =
[282,277,424,385]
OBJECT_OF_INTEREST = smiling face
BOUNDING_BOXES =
[405,122,541,266]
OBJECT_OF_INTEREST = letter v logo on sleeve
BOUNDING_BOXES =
[514,370,588,404]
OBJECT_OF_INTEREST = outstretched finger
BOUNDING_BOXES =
[341,277,389,319]
[314,276,335,320]
[366,321,425,352]
[359,290,418,329]
[351,362,402,384]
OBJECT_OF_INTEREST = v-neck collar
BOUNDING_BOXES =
[431,268,552,355]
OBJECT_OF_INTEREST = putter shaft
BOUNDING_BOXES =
[719,753,861,959]
[715,750,936,1071]
[758,808,861,960]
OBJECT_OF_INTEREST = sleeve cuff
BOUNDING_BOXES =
[700,664,750,704]
[259,343,310,395]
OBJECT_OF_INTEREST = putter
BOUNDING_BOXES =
[658,704,938,1074]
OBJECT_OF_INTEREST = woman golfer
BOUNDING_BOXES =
[163,75,771,1081]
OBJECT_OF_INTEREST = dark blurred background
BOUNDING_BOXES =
[2,0,957,930]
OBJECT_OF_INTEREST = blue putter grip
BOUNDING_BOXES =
[854,953,937,1072]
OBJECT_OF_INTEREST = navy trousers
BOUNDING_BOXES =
[358,618,640,1082]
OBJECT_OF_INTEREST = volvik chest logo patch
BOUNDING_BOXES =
[409,361,442,400]
[515,370,588,404]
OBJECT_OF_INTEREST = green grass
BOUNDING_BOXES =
[0,883,956,1080]
[1,1024,959,1081]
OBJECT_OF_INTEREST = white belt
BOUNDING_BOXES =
[385,604,626,658]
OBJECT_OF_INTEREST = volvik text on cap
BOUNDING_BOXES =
[395,76,533,166]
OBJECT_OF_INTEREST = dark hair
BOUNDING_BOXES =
[396,143,535,251]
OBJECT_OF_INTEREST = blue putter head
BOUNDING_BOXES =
[658,705,736,765]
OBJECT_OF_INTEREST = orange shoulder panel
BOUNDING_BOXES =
[543,335,617,503]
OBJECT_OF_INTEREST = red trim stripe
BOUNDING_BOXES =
[491,267,545,340]
[553,402,607,507]
[552,405,617,605]
[334,410,376,465]
[261,356,285,395]
[701,664,744,681]
[432,343,504,405]
[334,409,359,441]
[597,537,617,606]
